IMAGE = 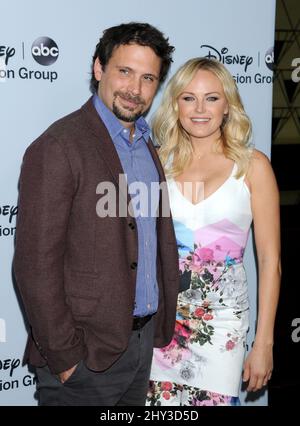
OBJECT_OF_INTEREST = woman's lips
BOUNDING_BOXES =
[191,118,210,123]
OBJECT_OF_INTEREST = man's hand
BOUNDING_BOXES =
[58,363,78,384]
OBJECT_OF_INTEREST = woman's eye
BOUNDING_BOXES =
[207,96,219,101]
[182,96,195,101]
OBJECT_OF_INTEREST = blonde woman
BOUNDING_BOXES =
[147,58,281,406]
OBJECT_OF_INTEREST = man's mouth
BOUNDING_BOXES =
[115,92,144,109]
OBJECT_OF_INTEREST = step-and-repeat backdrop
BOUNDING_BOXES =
[0,0,275,405]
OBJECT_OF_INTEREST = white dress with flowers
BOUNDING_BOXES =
[148,162,253,406]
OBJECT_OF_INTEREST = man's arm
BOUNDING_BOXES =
[14,134,85,374]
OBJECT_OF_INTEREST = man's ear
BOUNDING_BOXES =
[93,58,103,82]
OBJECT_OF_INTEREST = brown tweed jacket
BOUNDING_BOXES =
[14,97,179,374]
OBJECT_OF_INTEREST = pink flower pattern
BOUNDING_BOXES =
[149,218,250,405]
[147,381,240,406]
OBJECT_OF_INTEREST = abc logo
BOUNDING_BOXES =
[265,47,274,71]
[31,37,59,66]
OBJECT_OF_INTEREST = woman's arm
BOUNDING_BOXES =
[243,149,281,392]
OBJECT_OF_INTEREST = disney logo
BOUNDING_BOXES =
[200,45,253,72]
[0,358,20,377]
[0,46,16,65]
[0,205,18,223]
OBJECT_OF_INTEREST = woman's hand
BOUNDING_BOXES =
[242,343,273,392]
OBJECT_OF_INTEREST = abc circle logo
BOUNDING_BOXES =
[31,37,59,66]
[265,47,274,71]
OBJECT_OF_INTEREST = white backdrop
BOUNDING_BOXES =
[0,0,276,406]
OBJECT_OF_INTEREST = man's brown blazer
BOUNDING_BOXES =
[14,97,179,374]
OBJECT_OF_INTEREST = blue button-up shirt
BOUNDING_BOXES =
[93,94,159,317]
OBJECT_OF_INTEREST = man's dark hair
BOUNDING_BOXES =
[91,22,174,92]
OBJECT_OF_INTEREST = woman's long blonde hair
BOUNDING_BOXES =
[153,58,253,178]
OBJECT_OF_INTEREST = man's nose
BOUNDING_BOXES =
[128,76,142,95]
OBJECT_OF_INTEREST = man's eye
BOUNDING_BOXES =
[119,69,129,75]
[144,75,154,82]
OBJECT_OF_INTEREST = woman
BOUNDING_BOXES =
[147,58,281,406]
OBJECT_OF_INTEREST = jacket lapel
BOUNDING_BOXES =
[80,98,167,215]
[80,98,132,207]
[81,98,124,185]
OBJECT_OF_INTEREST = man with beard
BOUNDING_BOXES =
[14,22,179,406]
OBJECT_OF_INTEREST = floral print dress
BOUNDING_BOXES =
[147,163,252,406]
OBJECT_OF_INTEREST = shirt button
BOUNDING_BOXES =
[147,274,150,279]
[147,304,151,309]
[145,241,148,246]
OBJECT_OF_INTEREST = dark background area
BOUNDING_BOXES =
[269,0,300,406]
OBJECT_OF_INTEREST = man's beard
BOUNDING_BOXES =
[113,91,145,123]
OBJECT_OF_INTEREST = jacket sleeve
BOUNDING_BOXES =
[14,134,86,374]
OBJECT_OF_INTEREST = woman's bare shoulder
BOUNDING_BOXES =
[247,148,278,189]
[248,149,272,174]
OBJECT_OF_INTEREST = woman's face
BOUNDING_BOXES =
[177,69,229,142]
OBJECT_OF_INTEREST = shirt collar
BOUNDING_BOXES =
[92,94,150,143]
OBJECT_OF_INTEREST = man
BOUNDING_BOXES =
[14,22,179,406]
